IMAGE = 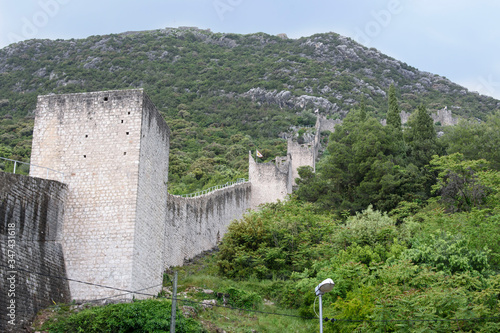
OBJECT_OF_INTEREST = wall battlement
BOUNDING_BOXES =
[316,114,341,133]
[287,138,317,184]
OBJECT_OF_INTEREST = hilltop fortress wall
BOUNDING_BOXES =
[287,138,316,184]
[29,90,170,301]
[248,152,293,209]
[284,115,340,185]
[1,89,320,329]
[165,183,251,267]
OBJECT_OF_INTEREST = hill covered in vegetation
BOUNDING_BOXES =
[3,27,498,332]
[0,27,499,193]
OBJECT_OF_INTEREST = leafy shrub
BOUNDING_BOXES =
[217,199,336,280]
[222,287,262,310]
[402,231,490,275]
[430,153,492,212]
[334,205,396,248]
[41,299,205,333]
[389,200,422,223]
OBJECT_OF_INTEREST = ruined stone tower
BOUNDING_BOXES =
[30,89,170,300]
[248,152,292,209]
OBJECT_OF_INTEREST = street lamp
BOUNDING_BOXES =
[315,278,334,333]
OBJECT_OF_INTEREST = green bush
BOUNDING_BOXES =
[217,199,336,280]
[222,287,262,310]
[402,231,491,275]
[41,299,205,333]
[334,205,396,248]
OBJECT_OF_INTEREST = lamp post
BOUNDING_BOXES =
[315,278,334,333]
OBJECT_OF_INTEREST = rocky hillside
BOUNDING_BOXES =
[1,27,498,119]
[0,27,498,192]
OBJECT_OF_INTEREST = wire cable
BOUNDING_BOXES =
[0,263,159,298]
[2,264,499,325]
[313,295,319,318]
[167,297,315,320]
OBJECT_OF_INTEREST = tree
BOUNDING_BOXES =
[297,106,427,213]
[442,112,500,170]
[386,84,402,131]
[429,153,491,212]
[386,84,405,164]
[405,104,440,168]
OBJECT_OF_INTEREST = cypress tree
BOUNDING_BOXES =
[359,98,367,121]
[406,104,439,168]
[386,84,405,163]
[387,84,402,131]
[414,104,436,141]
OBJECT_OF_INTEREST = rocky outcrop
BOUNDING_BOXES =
[387,108,458,126]
[240,88,346,115]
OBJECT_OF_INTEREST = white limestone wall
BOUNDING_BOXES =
[398,109,457,126]
[30,89,166,300]
[248,153,292,209]
[316,115,342,133]
[164,183,251,267]
[287,138,316,184]
[131,95,170,299]
[432,108,458,126]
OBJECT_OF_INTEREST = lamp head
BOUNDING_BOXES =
[315,278,335,296]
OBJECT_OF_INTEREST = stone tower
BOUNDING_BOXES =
[30,89,170,300]
[286,138,316,185]
[248,152,292,209]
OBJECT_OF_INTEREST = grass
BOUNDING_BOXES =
[165,252,318,332]
[33,251,318,332]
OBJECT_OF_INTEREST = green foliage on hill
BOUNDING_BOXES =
[0,28,498,193]
[295,90,500,216]
[296,99,437,214]
[441,111,500,170]
[217,200,335,280]
[214,86,500,330]
[216,197,500,331]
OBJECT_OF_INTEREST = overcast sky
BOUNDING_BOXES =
[1,0,499,99]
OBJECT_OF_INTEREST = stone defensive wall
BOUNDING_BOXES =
[29,89,170,301]
[248,152,292,209]
[316,114,342,133]
[0,173,70,333]
[285,115,340,185]
[0,88,325,330]
[287,138,317,184]
[165,182,251,267]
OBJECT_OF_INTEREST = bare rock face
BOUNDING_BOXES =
[400,110,411,124]
[384,108,457,127]
[240,88,345,115]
